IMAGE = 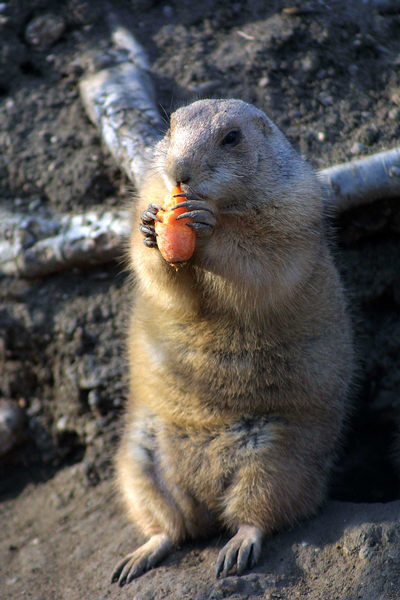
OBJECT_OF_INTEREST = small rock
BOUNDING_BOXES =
[390,88,400,106]
[388,107,400,120]
[0,400,25,456]
[25,13,65,48]
[26,398,41,417]
[78,356,102,390]
[28,198,42,211]
[84,420,98,443]
[301,52,320,73]
[350,142,366,155]
[88,389,102,412]
[56,415,69,432]
[318,93,333,107]
[258,76,270,88]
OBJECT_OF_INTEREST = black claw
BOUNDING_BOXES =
[175,211,192,221]
[176,210,212,221]
[141,203,163,226]
[172,201,189,210]
[143,238,158,247]
[172,201,202,211]
[140,203,163,249]
[139,224,155,235]
[173,192,203,202]
[111,557,130,585]
[186,222,213,232]
[142,210,161,224]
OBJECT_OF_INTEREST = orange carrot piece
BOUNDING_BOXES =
[154,185,196,263]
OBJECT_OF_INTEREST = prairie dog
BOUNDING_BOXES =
[112,99,353,585]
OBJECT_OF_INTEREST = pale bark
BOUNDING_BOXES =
[0,207,130,278]
[79,25,163,187]
[318,148,400,213]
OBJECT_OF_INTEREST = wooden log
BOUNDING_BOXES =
[318,148,400,213]
[0,207,130,278]
[79,26,163,187]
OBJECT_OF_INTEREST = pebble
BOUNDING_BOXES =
[0,400,25,456]
[390,88,400,106]
[26,398,41,417]
[56,415,69,432]
[301,52,320,73]
[350,142,366,155]
[25,13,65,48]
[388,107,400,120]
[258,76,270,88]
[88,389,102,412]
[318,93,333,107]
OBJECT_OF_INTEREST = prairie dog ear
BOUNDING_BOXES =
[254,112,274,137]
[169,112,177,131]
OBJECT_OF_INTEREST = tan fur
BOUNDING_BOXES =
[113,99,353,583]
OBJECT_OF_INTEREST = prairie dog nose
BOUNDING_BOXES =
[165,157,191,186]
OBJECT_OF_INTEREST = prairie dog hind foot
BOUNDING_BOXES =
[111,533,173,586]
[216,524,263,578]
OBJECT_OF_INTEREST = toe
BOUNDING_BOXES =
[216,525,263,578]
[237,542,252,575]
[111,553,132,585]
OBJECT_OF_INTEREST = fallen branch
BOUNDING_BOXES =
[2,24,399,279]
[318,148,400,213]
[0,207,130,278]
[79,25,163,187]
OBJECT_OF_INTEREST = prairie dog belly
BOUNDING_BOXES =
[129,306,304,426]
[125,404,283,511]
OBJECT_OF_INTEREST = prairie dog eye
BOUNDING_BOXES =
[221,129,241,147]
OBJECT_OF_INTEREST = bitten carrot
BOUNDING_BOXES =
[154,185,196,264]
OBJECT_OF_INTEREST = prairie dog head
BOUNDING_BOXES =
[154,99,321,219]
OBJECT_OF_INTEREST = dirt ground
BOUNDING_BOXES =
[1,0,400,598]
